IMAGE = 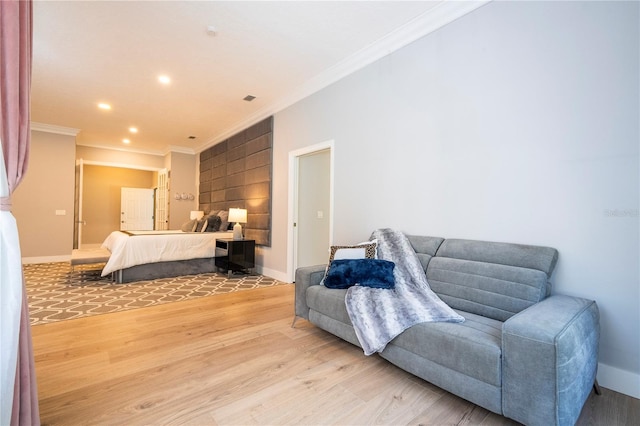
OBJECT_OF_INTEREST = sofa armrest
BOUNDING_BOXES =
[502,295,599,426]
[294,264,327,320]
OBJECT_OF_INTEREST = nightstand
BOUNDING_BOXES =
[215,238,255,277]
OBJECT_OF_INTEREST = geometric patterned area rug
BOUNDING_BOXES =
[24,262,286,326]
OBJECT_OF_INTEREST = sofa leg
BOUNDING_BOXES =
[593,379,602,396]
[291,316,299,328]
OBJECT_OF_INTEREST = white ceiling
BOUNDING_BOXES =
[31,1,483,155]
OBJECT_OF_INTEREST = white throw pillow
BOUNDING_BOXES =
[320,240,377,286]
[329,240,377,263]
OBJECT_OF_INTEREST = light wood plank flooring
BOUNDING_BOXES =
[32,284,638,425]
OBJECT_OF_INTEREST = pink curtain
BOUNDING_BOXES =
[0,0,40,425]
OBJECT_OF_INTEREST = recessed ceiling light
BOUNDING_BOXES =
[98,103,111,110]
[129,127,138,133]
[158,75,171,85]
[243,95,256,102]
[122,139,130,144]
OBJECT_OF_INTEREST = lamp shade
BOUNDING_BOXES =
[228,208,247,223]
[190,210,204,220]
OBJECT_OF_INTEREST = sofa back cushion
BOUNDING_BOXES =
[406,235,445,271]
[426,239,559,322]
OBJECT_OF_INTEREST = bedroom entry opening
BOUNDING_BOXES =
[74,160,167,248]
[288,141,334,282]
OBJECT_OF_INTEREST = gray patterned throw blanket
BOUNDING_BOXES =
[345,228,464,355]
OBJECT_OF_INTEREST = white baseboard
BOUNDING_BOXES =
[255,266,290,283]
[22,255,70,264]
[598,362,640,399]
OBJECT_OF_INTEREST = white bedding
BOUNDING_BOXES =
[100,230,233,276]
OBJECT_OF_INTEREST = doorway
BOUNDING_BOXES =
[74,162,165,246]
[288,141,334,282]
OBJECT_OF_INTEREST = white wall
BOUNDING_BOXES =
[266,1,639,397]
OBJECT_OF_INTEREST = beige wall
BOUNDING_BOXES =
[13,130,76,258]
[82,165,155,244]
[15,135,197,255]
[166,151,197,229]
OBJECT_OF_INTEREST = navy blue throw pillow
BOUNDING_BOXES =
[324,259,395,289]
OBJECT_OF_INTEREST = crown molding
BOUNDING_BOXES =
[76,141,165,157]
[30,121,80,136]
[164,145,196,156]
[76,141,195,157]
[196,0,491,153]
[79,159,163,172]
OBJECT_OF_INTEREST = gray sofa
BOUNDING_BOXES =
[294,235,600,426]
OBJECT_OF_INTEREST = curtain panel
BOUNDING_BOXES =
[0,1,40,425]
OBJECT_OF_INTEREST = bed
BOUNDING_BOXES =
[101,230,233,283]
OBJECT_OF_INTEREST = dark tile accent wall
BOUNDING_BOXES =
[199,117,273,246]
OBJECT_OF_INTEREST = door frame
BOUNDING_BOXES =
[155,168,169,230]
[73,159,84,249]
[287,140,334,282]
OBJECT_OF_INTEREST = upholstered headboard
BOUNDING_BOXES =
[198,117,273,246]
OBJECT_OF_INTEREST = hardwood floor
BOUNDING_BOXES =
[32,284,638,425]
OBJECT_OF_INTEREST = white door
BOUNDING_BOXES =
[155,168,169,230]
[121,188,154,231]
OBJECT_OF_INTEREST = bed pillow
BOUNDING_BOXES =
[181,219,197,232]
[204,215,222,232]
[194,218,208,232]
[324,259,395,289]
[216,210,230,232]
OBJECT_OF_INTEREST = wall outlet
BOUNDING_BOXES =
[317,210,324,219]
[55,210,66,216]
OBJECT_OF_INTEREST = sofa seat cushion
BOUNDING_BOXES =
[307,285,502,387]
[306,285,351,324]
[387,310,503,387]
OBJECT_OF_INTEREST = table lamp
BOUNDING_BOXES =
[190,210,204,220]
[228,208,247,240]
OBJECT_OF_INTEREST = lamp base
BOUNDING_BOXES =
[233,222,243,240]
